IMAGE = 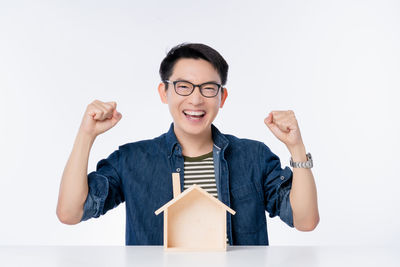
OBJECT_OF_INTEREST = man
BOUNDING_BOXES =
[56,43,319,245]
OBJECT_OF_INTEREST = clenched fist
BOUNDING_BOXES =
[264,110,304,149]
[79,100,122,138]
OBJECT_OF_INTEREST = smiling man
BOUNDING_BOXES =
[56,43,319,245]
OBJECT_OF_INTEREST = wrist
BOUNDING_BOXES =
[287,143,307,162]
[76,130,96,147]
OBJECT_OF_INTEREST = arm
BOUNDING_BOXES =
[288,143,319,231]
[56,100,122,225]
[264,110,319,231]
[56,131,95,225]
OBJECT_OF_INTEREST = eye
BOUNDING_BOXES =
[176,81,192,90]
[202,84,218,91]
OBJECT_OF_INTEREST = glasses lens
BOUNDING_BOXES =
[200,83,219,97]
[175,81,193,96]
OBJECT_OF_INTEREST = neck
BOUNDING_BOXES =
[173,124,214,157]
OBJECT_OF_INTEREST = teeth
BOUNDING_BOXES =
[184,110,205,116]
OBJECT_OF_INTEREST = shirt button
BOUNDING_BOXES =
[280,175,285,180]
[175,147,179,150]
[176,168,181,172]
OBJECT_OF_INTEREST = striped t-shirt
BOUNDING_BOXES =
[183,151,218,198]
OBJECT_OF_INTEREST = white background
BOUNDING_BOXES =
[1,0,399,246]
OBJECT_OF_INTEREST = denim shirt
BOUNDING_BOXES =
[80,123,294,245]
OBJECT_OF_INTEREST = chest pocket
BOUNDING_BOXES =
[230,183,266,233]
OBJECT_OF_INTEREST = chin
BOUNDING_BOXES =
[183,125,208,135]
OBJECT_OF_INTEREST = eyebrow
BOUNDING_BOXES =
[175,78,221,84]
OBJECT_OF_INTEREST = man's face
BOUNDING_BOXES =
[158,58,228,137]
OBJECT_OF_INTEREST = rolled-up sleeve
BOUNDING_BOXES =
[260,142,294,228]
[80,148,125,222]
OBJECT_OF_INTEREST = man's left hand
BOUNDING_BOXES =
[264,110,304,150]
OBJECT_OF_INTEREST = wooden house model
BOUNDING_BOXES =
[154,173,236,251]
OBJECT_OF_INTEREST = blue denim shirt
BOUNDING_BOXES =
[80,123,294,245]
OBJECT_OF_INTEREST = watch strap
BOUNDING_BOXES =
[290,153,313,168]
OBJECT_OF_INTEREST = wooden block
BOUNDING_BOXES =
[172,173,180,198]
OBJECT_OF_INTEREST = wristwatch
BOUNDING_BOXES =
[290,153,313,168]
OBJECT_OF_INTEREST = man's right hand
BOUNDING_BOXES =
[79,100,122,138]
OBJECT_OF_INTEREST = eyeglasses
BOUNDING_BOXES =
[163,80,222,98]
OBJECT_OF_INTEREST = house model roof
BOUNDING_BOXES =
[155,184,236,216]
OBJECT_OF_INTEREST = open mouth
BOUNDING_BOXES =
[183,110,206,120]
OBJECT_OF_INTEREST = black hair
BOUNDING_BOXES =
[159,43,229,92]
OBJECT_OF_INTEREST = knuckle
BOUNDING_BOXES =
[87,104,96,112]
[104,103,113,110]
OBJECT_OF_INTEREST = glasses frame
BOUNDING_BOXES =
[163,80,222,98]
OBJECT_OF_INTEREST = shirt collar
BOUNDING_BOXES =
[165,122,229,157]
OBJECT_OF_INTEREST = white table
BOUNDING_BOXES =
[0,246,399,267]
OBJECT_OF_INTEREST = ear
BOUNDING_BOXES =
[158,82,168,104]
[219,88,228,108]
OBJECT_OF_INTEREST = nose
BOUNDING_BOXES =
[187,86,204,105]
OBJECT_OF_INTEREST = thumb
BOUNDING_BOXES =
[111,111,122,125]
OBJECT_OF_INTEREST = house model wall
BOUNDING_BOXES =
[155,173,236,251]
